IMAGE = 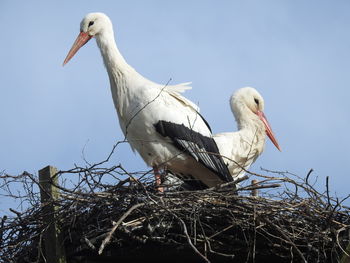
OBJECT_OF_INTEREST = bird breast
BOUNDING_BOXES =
[214,127,266,178]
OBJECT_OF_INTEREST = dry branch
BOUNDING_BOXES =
[0,146,349,263]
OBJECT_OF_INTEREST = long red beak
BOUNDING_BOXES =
[257,111,281,151]
[63,32,92,66]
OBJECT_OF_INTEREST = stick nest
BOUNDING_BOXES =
[1,151,350,263]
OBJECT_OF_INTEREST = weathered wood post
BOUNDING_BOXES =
[251,179,259,197]
[39,165,66,263]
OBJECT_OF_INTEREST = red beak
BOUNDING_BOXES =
[63,32,92,66]
[257,111,281,151]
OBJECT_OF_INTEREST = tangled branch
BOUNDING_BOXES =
[0,145,349,263]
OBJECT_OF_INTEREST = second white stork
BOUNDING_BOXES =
[214,87,281,179]
[63,12,232,189]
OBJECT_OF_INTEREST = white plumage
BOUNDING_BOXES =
[63,12,232,189]
[214,87,281,178]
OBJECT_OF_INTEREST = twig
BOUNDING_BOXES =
[98,203,145,255]
[177,217,210,263]
[326,176,331,209]
[262,217,307,263]
[305,169,314,185]
[1,147,350,262]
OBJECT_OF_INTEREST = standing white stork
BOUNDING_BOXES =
[63,12,232,189]
[214,87,281,179]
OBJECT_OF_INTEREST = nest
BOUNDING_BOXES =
[1,148,350,263]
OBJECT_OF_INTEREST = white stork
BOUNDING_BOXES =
[214,87,281,179]
[63,12,232,189]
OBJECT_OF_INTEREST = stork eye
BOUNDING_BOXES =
[254,98,259,105]
[88,21,94,27]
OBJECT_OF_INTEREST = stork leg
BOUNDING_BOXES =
[153,166,164,193]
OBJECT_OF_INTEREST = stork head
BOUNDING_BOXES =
[230,87,281,151]
[63,12,113,66]
[80,13,113,37]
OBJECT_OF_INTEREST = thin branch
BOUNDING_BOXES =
[98,203,145,255]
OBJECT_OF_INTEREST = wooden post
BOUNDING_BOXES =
[39,165,66,263]
[251,179,259,197]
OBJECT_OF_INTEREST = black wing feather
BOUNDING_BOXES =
[197,111,212,133]
[154,120,232,183]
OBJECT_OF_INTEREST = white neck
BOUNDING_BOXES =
[235,109,267,154]
[94,30,147,124]
[95,31,135,79]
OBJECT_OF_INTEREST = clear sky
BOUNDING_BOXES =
[1,0,350,213]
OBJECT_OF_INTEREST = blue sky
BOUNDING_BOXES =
[1,0,350,213]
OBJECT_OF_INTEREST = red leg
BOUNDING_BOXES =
[153,166,164,193]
